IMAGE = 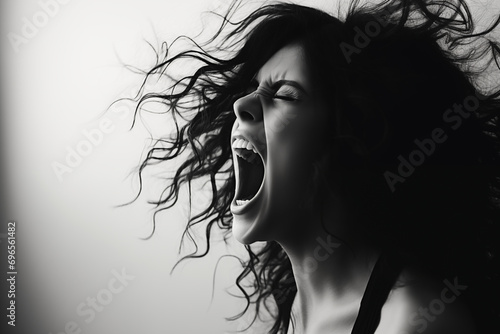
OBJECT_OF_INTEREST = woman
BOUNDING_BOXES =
[129,0,500,333]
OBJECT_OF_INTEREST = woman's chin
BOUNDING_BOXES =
[232,217,257,244]
[232,216,270,244]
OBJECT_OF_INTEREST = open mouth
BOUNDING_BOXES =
[232,138,265,208]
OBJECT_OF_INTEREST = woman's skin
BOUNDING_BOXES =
[230,42,477,334]
[230,41,328,245]
[230,41,383,333]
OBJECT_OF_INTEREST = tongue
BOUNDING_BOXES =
[238,154,264,200]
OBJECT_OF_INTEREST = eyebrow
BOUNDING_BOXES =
[272,80,308,95]
[251,77,309,96]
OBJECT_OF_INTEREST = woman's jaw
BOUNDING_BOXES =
[230,121,271,244]
[229,42,329,244]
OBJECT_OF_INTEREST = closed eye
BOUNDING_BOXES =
[273,86,301,101]
[241,79,306,101]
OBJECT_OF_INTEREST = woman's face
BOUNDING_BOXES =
[230,42,330,244]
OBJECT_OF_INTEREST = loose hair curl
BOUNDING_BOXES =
[126,0,500,333]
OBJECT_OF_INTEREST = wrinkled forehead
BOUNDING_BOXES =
[254,42,313,88]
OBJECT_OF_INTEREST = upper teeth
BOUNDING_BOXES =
[233,138,257,153]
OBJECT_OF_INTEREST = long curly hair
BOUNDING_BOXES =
[126,0,500,333]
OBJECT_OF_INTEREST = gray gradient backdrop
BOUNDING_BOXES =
[1,0,498,333]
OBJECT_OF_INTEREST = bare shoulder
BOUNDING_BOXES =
[375,269,477,334]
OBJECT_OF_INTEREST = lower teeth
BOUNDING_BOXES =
[236,199,250,206]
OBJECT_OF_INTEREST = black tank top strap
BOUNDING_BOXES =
[351,253,403,334]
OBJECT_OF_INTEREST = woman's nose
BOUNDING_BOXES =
[233,93,263,123]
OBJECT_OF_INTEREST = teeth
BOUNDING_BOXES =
[236,199,250,206]
[232,138,260,163]
[232,138,256,152]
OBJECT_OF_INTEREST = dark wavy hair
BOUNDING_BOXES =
[124,0,500,333]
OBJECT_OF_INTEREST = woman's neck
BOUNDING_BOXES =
[278,208,380,333]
